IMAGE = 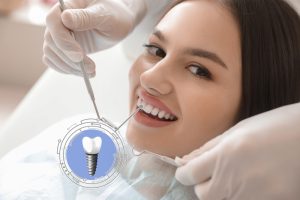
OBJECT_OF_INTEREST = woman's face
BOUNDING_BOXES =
[127,0,242,158]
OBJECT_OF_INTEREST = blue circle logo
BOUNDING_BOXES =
[66,129,117,179]
[57,118,128,188]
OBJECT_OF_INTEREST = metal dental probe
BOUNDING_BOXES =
[115,105,143,131]
[58,0,101,120]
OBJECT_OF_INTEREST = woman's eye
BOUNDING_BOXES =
[143,44,166,58]
[188,65,212,79]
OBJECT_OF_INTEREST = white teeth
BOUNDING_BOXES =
[151,107,159,116]
[141,101,146,109]
[158,110,166,119]
[164,113,170,120]
[144,104,153,114]
[137,97,176,121]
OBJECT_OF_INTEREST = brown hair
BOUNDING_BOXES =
[223,0,300,120]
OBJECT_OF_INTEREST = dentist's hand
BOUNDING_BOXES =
[175,103,300,200]
[43,0,146,76]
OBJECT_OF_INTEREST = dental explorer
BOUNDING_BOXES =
[58,0,101,120]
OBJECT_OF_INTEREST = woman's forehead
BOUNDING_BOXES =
[157,0,237,39]
[154,0,241,71]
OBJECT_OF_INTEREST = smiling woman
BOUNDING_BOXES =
[126,0,300,159]
[127,0,242,158]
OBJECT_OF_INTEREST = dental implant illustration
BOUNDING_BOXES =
[82,136,102,176]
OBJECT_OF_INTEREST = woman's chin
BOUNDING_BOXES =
[125,127,147,152]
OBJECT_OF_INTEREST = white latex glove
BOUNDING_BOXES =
[175,103,300,200]
[43,0,147,76]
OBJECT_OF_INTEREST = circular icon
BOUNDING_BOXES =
[57,118,128,188]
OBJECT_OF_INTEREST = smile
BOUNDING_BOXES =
[137,98,177,121]
[132,90,178,128]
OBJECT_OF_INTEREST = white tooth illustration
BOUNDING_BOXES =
[82,136,102,176]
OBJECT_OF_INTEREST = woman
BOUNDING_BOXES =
[1,0,299,199]
[127,0,242,158]
[126,0,300,158]
[124,1,300,198]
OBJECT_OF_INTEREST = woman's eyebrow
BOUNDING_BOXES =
[153,29,167,42]
[152,29,228,69]
[183,48,228,69]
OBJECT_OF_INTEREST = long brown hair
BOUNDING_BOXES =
[223,0,300,120]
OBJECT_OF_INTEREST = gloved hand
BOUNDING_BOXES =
[43,0,147,76]
[175,103,300,200]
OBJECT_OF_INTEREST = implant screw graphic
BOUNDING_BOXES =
[82,136,102,176]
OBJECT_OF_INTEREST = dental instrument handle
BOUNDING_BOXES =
[79,62,101,120]
[58,0,101,120]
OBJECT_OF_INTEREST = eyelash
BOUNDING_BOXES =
[187,65,212,79]
[143,44,166,58]
[143,43,212,79]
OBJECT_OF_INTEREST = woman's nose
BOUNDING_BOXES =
[140,59,173,96]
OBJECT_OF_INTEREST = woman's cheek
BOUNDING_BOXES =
[129,61,140,87]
